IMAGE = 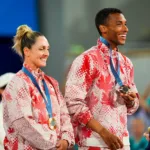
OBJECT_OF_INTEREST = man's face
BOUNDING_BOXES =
[103,13,128,48]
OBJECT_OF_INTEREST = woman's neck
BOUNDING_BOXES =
[24,60,39,71]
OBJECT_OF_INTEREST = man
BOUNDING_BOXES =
[0,72,15,150]
[65,8,139,150]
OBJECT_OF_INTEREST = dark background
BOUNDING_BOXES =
[0,0,38,75]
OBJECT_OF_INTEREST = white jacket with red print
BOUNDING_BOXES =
[65,39,139,150]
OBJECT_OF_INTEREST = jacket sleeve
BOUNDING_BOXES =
[65,53,97,126]
[127,61,139,115]
[3,76,57,150]
[58,89,75,148]
[0,105,5,149]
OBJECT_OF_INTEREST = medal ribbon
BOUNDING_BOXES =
[22,67,53,118]
[100,36,123,86]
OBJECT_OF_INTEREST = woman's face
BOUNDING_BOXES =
[24,36,50,69]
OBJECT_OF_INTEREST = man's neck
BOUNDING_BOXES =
[101,36,118,51]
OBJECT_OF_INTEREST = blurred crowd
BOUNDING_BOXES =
[127,84,150,149]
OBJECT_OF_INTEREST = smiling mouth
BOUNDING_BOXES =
[40,58,47,62]
[119,35,127,40]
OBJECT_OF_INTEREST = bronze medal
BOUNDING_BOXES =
[119,85,130,94]
[48,118,57,130]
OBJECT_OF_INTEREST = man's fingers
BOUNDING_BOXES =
[122,94,135,101]
[120,92,136,99]
[107,137,123,150]
[113,138,123,149]
[128,92,136,98]
[114,141,121,149]
[125,95,134,101]
[117,138,123,148]
[110,143,117,150]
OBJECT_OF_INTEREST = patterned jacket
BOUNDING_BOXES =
[2,64,74,150]
[65,39,139,150]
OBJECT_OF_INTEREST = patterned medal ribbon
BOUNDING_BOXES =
[22,67,57,130]
[100,36,130,94]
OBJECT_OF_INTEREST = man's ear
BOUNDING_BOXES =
[99,25,107,34]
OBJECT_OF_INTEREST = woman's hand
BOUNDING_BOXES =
[56,140,68,150]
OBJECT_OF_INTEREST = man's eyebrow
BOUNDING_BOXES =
[116,20,127,23]
[40,45,50,48]
[116,21,122,23]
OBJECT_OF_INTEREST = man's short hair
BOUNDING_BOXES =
[95,8,122,35]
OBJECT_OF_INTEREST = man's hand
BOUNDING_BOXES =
[56,140,68,150]
[119,92,136,108]
[87,118,123,150]
[99,127,123,150]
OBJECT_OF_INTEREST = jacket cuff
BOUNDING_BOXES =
[127,96,139,115]
[77,110,92,126]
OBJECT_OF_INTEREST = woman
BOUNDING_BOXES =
[2,25,74,150]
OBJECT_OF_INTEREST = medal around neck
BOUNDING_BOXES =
[119,85,130,94]
[22,67,57,130]
[49,117,57,130]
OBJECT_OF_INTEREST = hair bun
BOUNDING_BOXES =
[12,25,33,57]
[16,25,32,40]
